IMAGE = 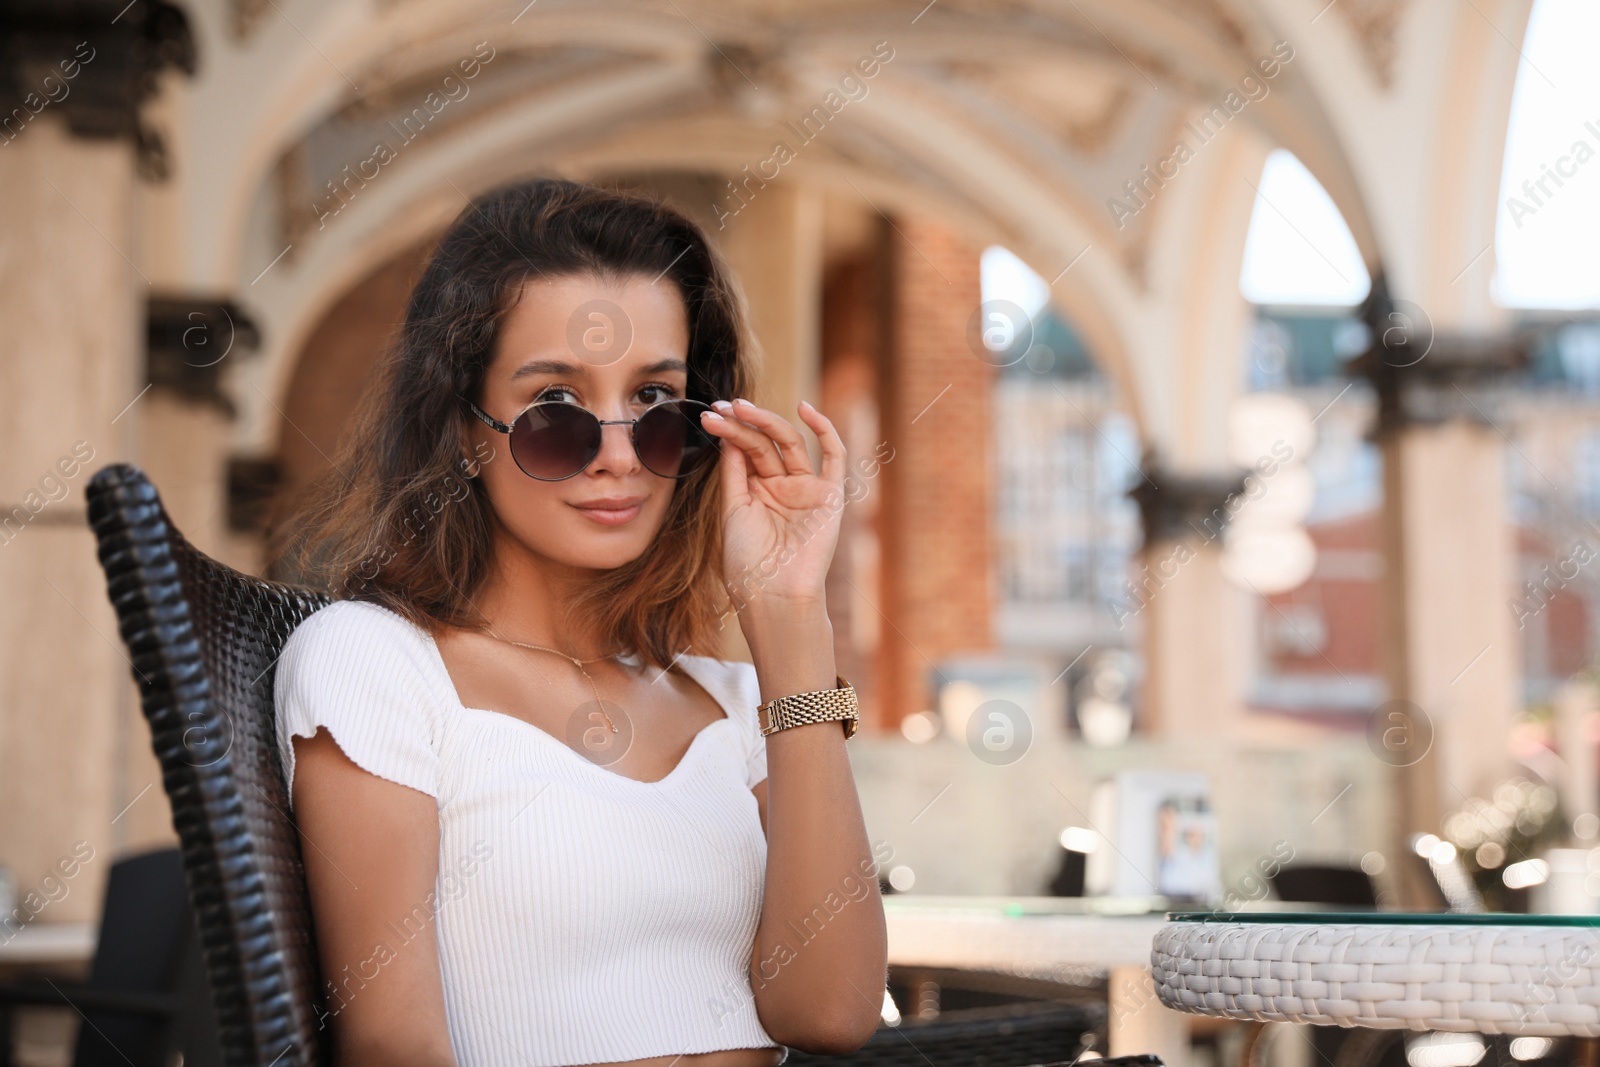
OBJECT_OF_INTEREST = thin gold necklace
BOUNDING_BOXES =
[490,635,628,734]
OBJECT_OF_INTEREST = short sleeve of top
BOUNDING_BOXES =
[728,659,767,790]
[274,599,449,806]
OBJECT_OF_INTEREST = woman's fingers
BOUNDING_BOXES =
[798,399,848,494]
[700,398,849,521]
[701,409,785,496]
[707,410,752,508]
[703,398,806,479]
[730,398,813,472]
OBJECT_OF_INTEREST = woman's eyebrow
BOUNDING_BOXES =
[508,357,689,381]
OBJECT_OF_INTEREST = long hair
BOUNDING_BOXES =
[273,178,754,672]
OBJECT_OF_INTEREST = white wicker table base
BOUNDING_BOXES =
[1152,921,1600,1037]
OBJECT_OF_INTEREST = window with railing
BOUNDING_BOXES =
[991,304,1140,625]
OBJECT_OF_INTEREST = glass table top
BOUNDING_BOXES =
[874,897,1600,926]
[1168,910,1600,926]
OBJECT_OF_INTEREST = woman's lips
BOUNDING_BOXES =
[571,502,642,525]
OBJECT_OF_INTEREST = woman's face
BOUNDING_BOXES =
[470,271,697,573]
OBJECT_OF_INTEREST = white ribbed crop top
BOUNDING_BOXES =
[272,598,783,1065]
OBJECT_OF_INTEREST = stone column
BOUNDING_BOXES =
[0,2,196,919]
[875,216,994,730]
[1353,277,1527,906]
[144,296,262,563]
[0,120,141,923]
[715,184,824,446]
[819,241,892,731]
[1127,467,1249,738]
[712,185,825,662]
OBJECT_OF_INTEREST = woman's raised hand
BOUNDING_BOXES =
[698,398,847,610]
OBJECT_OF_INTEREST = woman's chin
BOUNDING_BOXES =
[547,530,654,571]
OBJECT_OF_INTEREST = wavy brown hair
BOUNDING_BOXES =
[272,178,755,673]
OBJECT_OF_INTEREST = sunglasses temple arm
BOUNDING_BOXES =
[462,397,514,434]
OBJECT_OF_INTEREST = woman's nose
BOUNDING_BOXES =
[588,417,641,474]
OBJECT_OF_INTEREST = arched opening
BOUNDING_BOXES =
[267,240,435,557]
[1234,149,1379,719]
[1492,0,1600,707]
[1238,149,1371,310]
[1494,0,1600,310]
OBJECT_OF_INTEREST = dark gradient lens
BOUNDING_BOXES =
[635,400,720,479]
[508,403,601,481]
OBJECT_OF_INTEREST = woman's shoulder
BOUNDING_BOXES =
[285,597,432,649]
[274,599,452,801]
[277,598,450,695]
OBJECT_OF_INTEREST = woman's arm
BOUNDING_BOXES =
[291,728,458,1067]
[743,598,888,1052]
[697,397,887,1047]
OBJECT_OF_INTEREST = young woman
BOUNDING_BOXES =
[272,178,888,1067]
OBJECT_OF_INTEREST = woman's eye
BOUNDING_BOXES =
[532,384,678,406]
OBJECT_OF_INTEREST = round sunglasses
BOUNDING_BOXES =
[464,396,722,481]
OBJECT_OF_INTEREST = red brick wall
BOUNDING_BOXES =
[877,216,995,729]
[1262,512,1380,682]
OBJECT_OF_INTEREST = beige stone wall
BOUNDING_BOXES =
[849,733,1386,898]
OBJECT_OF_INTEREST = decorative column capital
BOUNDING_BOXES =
[1127,457,1247,549]
[146,295,262,417]
[226,456,281,534]
[0,1,196,178]
[1350,272,1531,438]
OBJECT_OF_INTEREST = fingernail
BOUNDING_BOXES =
[734,397,754,407]
[703,411,724,421]
[712,400,733,410]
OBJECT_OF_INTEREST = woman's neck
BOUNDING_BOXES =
[474,535,610,657]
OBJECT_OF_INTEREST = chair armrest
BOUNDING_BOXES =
[0,978,179,1018]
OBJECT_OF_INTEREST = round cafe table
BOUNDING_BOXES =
[1152,911,1600,1038]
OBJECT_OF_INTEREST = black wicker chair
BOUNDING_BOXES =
[1267,864,1379,908]
[87,464,331,1067]
[783,1001,1101,1067]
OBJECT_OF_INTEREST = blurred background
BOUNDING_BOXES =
[3,0,1600,1062]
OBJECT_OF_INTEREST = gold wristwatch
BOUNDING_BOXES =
[757,675,859,739]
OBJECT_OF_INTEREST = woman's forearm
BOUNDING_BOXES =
[740,597,888,1051]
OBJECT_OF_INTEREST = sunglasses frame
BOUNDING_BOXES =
[463,396,721,481]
